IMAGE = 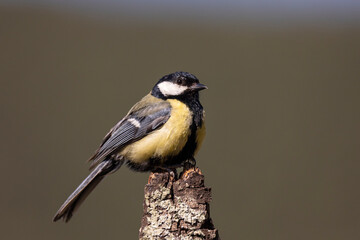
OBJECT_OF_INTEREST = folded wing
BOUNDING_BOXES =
[88,99,171,169]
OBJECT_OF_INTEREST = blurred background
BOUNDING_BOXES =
[1,1,359,239]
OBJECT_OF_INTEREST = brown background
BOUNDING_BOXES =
[1,5,359,240]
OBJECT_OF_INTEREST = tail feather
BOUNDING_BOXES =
[53,160,121,222]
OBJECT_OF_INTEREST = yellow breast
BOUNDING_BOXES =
[120,99,193,163]
[195,112,206,155]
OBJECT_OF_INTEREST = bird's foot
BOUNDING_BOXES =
[148,167,177,183]
[180,157,197,178]
[180,167,202,179]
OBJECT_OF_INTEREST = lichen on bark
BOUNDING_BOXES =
[139,168,220,240]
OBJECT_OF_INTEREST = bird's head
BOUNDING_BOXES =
[152,72,207,100]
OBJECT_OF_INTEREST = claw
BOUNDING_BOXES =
[148,172,156,184]
[181,167,202,179]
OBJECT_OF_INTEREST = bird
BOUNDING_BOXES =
[53,71,207,222]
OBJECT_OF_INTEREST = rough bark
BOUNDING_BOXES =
[139,168,220,240]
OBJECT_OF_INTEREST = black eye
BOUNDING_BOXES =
[176,79,182,84]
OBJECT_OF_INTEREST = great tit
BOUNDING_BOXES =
[53,71,207,222]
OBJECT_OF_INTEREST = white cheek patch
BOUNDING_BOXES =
[157,81,188,96]
[128,118,141,128]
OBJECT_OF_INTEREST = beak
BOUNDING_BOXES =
[190,83,208,91]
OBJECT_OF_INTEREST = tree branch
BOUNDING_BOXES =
[139,168,220,240]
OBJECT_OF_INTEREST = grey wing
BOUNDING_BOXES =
[88,103,171,169]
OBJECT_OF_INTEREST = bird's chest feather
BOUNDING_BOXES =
[195,113,206,155]
[121,99,192,163]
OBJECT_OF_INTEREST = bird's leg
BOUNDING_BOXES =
[180,157,197,178]
[166,167,178,180]
[183,157,196,170]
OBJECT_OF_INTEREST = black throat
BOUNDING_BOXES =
[175,92,204,128]
[151,89,203,128]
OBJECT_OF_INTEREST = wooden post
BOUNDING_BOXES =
[139,168,220,240]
